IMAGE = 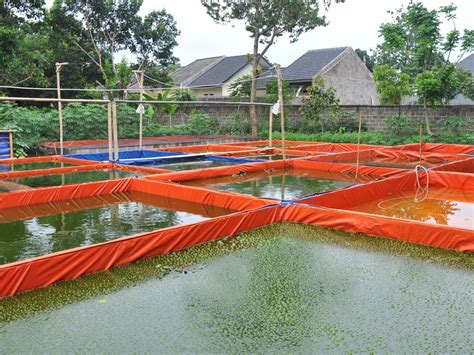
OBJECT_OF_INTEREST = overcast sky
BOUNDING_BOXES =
[143,0,474,66]
[46,0,474,66]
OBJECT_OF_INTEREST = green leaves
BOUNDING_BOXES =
[300,77,340,132]
[373,65,412,105]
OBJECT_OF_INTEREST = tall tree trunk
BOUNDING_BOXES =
[423,97,432,135]
[250,35,259,137]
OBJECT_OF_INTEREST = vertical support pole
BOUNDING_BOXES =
[133,70,145,150]
[112,101,119,162]
[107,101,113,162]
[275,64,285,159]
[355,111,363,180]
[418,124,423,165]
[8,130,13,159]
[55,62,68,156]
[268,107,273,148]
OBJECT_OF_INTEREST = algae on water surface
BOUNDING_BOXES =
[1,223,472,353]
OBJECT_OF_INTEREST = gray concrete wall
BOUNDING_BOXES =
[320,48,380,105]
[163,103,474,133]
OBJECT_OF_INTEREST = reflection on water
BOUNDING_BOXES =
[0,191,234,264]
[335,155,443,169]
[0,223,472,353]
[3,169,141,189]
[152,159,237,171]
[0,161,75,172]
[349,187,474,229]
[184,168,375,200]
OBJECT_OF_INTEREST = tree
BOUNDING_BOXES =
[373,64,412,105]
[228,74,252,99]
[355,48,375,72]
[201,0,344,137]
[374,2,473,134]
[0,0,50,89]
[300,77,339,132]
[56,0,179,94]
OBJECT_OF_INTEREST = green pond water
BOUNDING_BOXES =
[152,159,239,171]
[183,169,358,200]
[0,223,472,353]
[0,191,233,264]
[0,161,75,172]
[4,169,141,189]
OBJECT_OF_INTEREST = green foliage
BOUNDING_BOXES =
[300,77,340,132]
[387,115,417,136]
[264,79,295,104]
[228,74,252,99]
[438,116,469,132]
[219,111,251,135]
[188,110,219,135]
[373,65,412,104]
[355,48,375,71]
[264,130,474,146]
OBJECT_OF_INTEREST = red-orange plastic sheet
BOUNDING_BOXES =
[0,177,276,297]
[145,158,409,184]
[292,170,474,252]
[0,160,168,180]
[290,142,387,152]
[306,148,467,167]
[432,157,474,174]
[394,142,474,155]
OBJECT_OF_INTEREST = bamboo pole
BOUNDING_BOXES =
[419,123,423,165]
[355,111,363,180]
[0,97,109,104]
[268,108,273,147]
[107,102,113,162]
[275,64,286,159]
[112,101,119,162]
[133,70,145,150]
[55,62,68,155]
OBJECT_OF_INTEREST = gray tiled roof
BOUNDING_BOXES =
[282,47,348,82]
[172,56,224,86]
[458,53,474,72]
[190,55,271,87]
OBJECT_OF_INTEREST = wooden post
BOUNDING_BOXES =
[355,111,363,180]
[275,64,286,159]
[268,108,273,147]
[55,62,68,155]
[107,102,113,161]
[133,70,145,150]
[112,101,119,162]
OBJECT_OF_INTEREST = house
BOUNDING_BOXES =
[171,54,272,98]
[257,47,379,105]
[449,53,474,105]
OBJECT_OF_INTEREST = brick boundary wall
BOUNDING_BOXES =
[165,103,474,133]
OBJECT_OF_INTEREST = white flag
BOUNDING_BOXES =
[272,100,280,115]
[136,104,145,114]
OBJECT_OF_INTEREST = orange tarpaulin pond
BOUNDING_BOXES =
[0,141,472,298]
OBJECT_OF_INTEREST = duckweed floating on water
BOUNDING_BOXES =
[0,223,473,353]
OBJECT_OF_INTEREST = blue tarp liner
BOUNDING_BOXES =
[67,150,183,163]
[66,149,263,165]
